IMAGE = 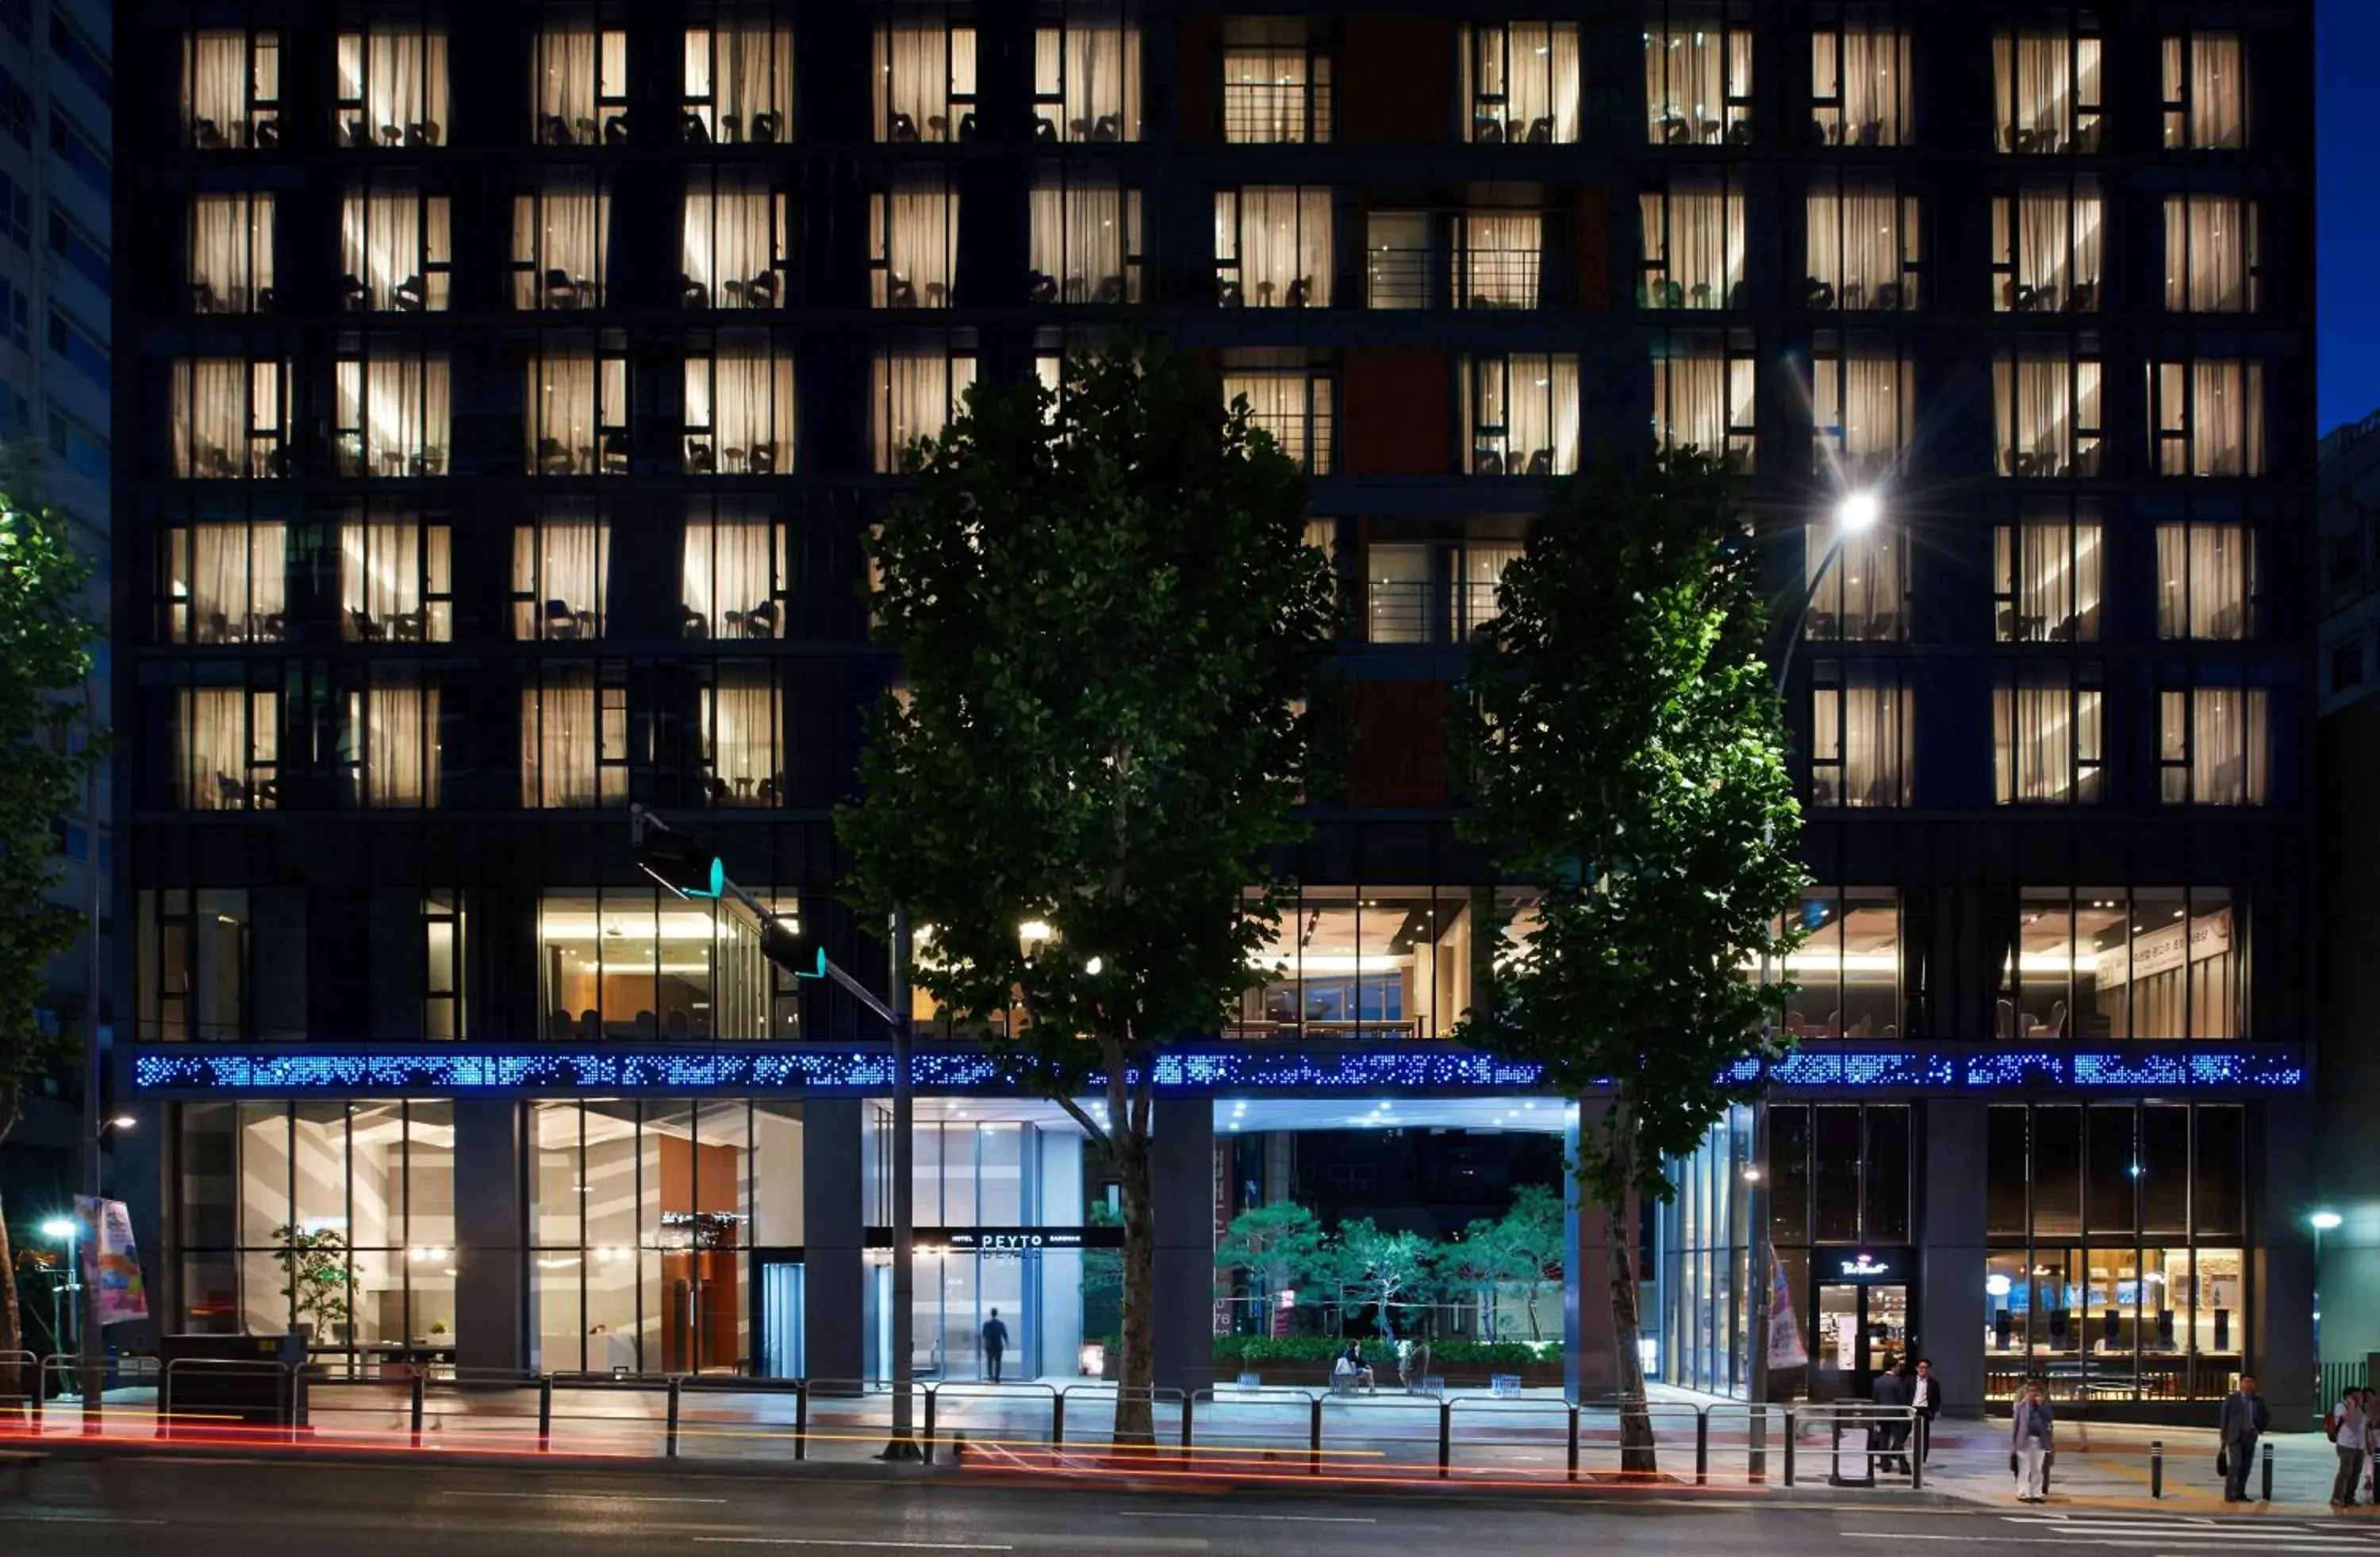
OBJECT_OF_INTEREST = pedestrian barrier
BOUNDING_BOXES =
[0,1350,1936,1493]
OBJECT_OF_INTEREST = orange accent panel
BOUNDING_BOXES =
[1342,350,1450,476]
[1345,681,1450,808]
[1339,18,1452,143]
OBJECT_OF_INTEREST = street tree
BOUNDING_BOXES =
[0,494,102,1401]
[839,339,1335,1445]
[1214,1201,1330,1324]
[1330,1219,1437,1341]
[1453,449,1806,1472]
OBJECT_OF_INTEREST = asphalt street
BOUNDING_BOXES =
[10,1455,2380,1555]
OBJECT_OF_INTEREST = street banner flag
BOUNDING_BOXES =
[1767,1248,1808,1369]
[76,1195,150,1325]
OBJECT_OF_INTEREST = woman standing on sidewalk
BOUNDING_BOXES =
[2011,1378,2056,1503]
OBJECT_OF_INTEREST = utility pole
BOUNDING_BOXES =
[882,909,920,1460]
[78,678,103,1426]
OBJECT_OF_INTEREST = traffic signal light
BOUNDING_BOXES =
[635,819,723,899]
[759,913,825,980]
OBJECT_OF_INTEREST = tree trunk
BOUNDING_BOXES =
[0,1188,24,1411]
[1111,1123,1157,1449]
[1605,1095,1656,1477]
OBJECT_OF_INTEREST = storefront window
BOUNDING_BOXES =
[1236,884,1491,1040]
[1775,888,1898,1038]
[536,887,770,1040]
[2001,886,2241,1039]
[1983,1102,2247,1401]
[1655,1106,1754,1397]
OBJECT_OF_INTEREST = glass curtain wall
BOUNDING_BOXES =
[1656,1106,1755,1395]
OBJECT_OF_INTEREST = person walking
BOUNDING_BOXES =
[2218,1373,2271,1502]
[1910,1357,1943,1465]
[1872,1359,1911,1474]
[2332,1387,2367,1506]
[980,1308,1010,1384]
[2010,1378,2055,1503]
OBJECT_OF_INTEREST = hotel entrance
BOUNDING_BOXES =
[1810,1248,1915,1401]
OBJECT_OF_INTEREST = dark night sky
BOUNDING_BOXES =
[2322,0,2380,431]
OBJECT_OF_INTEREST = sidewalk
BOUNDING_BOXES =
[1920,1422,2359,1515]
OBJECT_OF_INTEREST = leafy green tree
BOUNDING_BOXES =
[1213,1201,1329,1324]
[1453,451,1806,1471]
[1448,1182,1567,1341]
[0,496,101,1397]
[839,339,1335,1444]
[271,1224,354,1333]
[1329,1219,1437,1341]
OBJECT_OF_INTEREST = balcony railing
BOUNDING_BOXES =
[1224,79,1330,143]
[1368,581,1503,644]
[1366,246,1434,309]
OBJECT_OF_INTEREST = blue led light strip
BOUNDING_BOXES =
[129,1044,2309,1098]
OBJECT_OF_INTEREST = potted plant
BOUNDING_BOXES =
[270,1224,351,1373]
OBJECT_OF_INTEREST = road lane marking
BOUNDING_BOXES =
[0,1515,170,1526]
[1121,1511,1374,1524]
[692,1542,1015,1552]
[438,1490,731,1504]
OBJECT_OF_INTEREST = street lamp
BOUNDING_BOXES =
[39,1217,80,1382]
[1748,490,1884,1421]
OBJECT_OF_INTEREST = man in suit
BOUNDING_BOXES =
[1872,1360,1912,1474]
[1909,1357,1943,1464]
[2218,1373,2272,1501]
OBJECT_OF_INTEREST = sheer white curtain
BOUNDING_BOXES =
[685,179,781,306]
[692,352,796,472]
[1998,35,2066,144]
[1809,524,1901,639]
[687,24,793,139]
[1995,685,2100,803]
[875,355,977,471]
[186,32,250,142]
[340,521,428,636]
[174,359,282,478]
[1486,355,1577,474]
[2156,524,2251,639]
[1821,683,1910,807]
[2169,34,2244,148]
[1840,33,1910,144]
[1645,29,1748,141]
[355,671,439,807]
[706,671,778,794]
[1031,184,1128,301]
[527,356,604,475]
[1461,213,1540,309]
[1223,374,1312,467]
[340,30,447,144]
[2184,689,2267,804]
[1646,190,1742,308]
[523,670,601,807]
[1654,356,1746,456]
[2008,194,2101,306]
[2163,362,2263,475]
[874,186,957,307]
[1037,24,1142,140]
[1817,357,1909,465]
[1807,193,1905,303]
[684,519,780,638]
[514,520,608,638]
[341,356,448,475]
[1997,357,2097,471]
[514,180,608,308]
[191,195,271,311]
[1501,24,1580,142]
[180,687,257,809]
[187,524,285,641]
[2165,197,2253,312]
[1221,188,1331,306]
[2012,521,2102,638]
[342,193,417,309]
[535,29,600,143]
[875,26,973,140]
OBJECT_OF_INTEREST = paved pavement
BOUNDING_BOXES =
[13,1454,2380,1555]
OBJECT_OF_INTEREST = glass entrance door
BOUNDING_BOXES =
[754,1254,804,1378]
[1862,1282,1909,1381]
[1814,1284,1862,1400]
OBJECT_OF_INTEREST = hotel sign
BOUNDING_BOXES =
[866,1226,1126,1251]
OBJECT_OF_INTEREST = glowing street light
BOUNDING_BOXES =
[1836,491,1880,535]
[2313,1211,2344,1232]
[39,1217,75,1242]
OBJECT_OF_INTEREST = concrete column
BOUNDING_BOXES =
[803,1098,866,1385]
[1151,1095,1215,1397]
[1918,1099,1987,1417]
[1564,1106,1622,1398]
[112,1097,167,1353]
[2255,1095,2317,1428]
[452,1098,525,1375]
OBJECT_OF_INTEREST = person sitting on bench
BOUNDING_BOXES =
[1333,1343,1376,1394]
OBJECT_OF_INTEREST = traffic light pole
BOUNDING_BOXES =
[630,809,919,1457]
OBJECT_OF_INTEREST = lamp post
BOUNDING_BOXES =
[1746,492,1880,1416]
[2312,1210,2341,1369]
[38,1216,77,1393]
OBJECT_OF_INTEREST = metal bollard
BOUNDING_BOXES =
[1052,1392,1066,1449]
[1438,1398,1453,1478]
[1309,1394,1324,1475]
[2150,1439,2163,1499]
[794,1380,808,1462]
[537,1376,553,1452]
[1566,1405,1581,1483]
[1783,1410,1798,1488]
[665,1376,682,1459]
[1911,1416,1925,1490]
[2261,1439,2273,1502]
[922,1386,937,1464]
[1695,1411,1710,1486]
[409,1370,426,1449]
[1180,1394,1194,1465]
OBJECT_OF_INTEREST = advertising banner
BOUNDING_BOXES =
[75,1195,150,1326]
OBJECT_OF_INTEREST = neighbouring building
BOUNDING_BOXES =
[111,2,2313,1426]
